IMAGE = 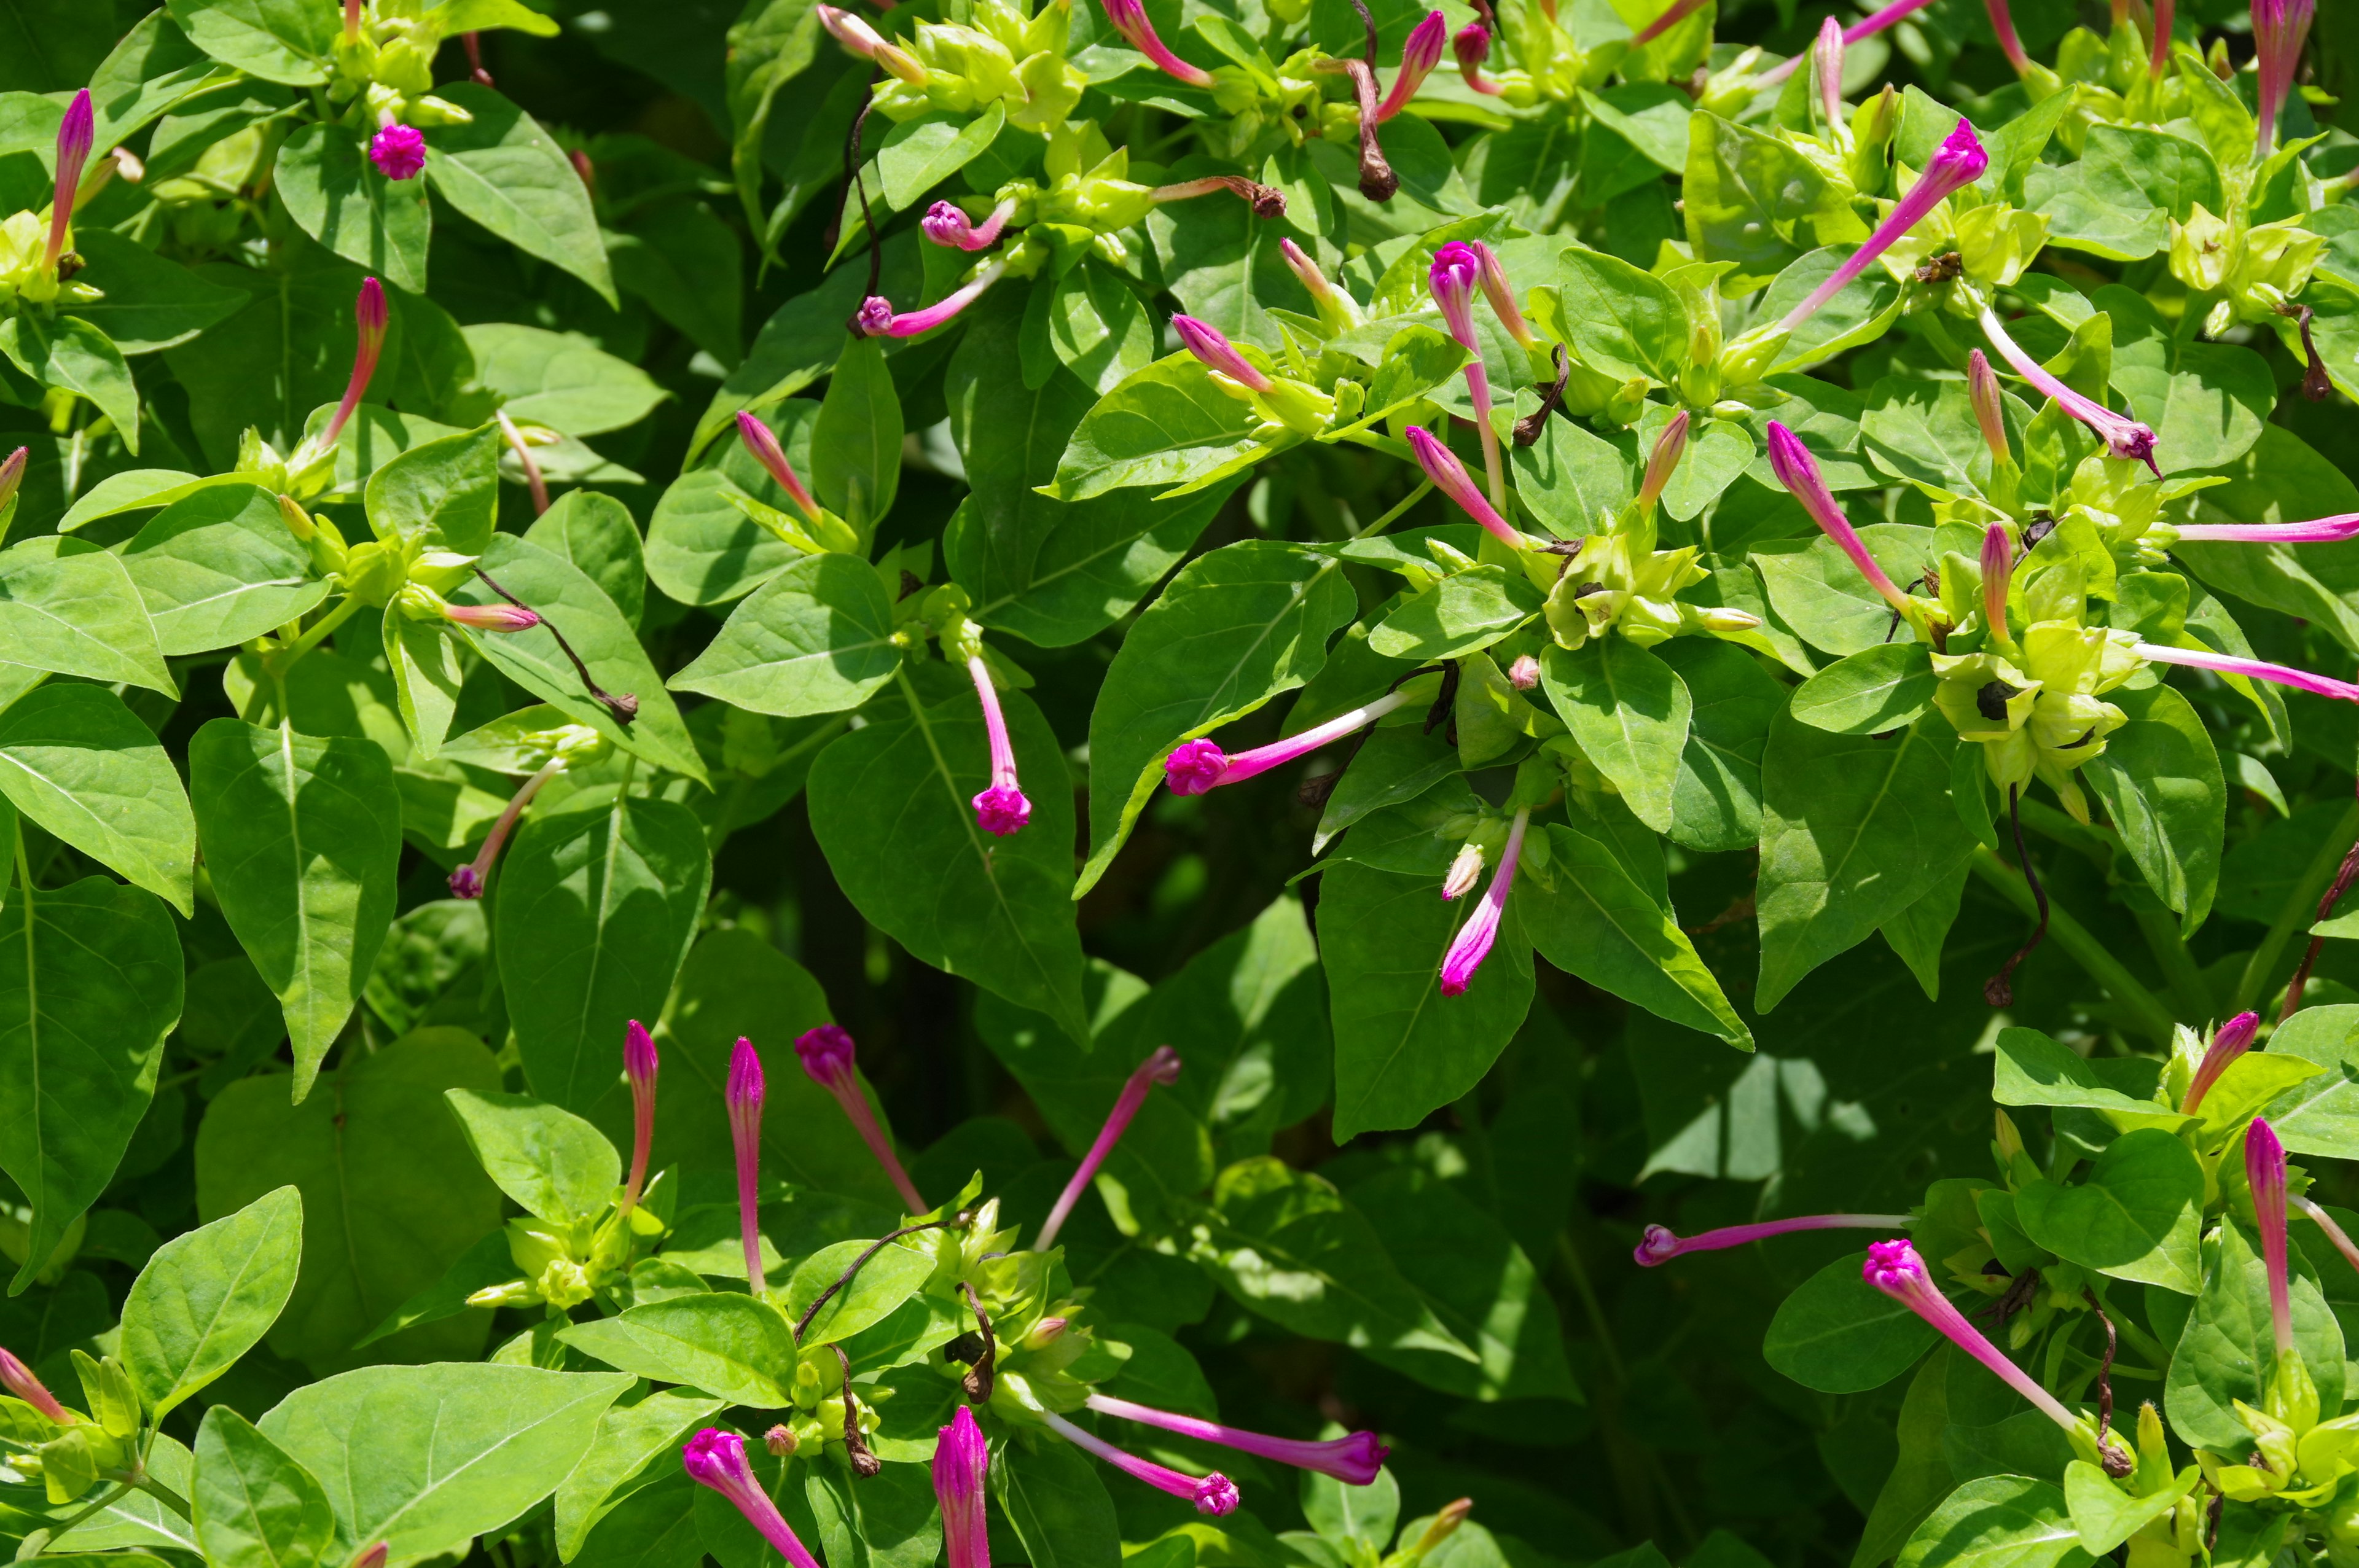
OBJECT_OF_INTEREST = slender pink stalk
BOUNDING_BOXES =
[325,278,389,448]
[1086,1395,1388,1484]
[344,0,363,39]
[734,411,822,522]
[2150,0,2173,77]
[496,410,549,516]
[1638,412,1688,509]
[2173,515,2359,544]
[1164,690,1412,795]
[683,1431,822,1568]
[1759,0,1938,83]
[463,31,493,86]
[1428,244,1506,513]
[1173,314,1272,392]
[1983,0,2030,70]
[1473,241,1534,348]
[793,1025,928,1214]
[935,1408,990,1568]
[1816,15,1845,129]
[447,760,560,899]
[1042,1411,1237,1514]
[1969,350,2010,464]
[727,1040,767,1294]
[44,90,90,275]
[1440,807,1526,997]
[2180,1011,2258,1114]
[923,198,1017,251]
[964,655,1031,837]
[1778,119,1987,335]
[1453,23,1501,92]
[1765,422,1912,614]
[1981,524,2011,638]
[621,1021,658,1213]
[0,1348,68,1424]
[1631,0,1705,44]
[1036,1047,1182,1250]
[816,6,929,84]
[2250,1117,2293,1356]
[1151,177,1286,219]
[1637,1214,1914,1266]
[2295,1195,2359,1277]
[1980,306,2158,474]
[1406,425,1525,548]
[1099,0,1218,85]
[855,263,1005,338]
[2134,643,2359,703]
[2255,0,2316,158]
[1376,11,1447,119]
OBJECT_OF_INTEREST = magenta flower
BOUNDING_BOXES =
[1968,349,2010,466]
[1036,1046,1183,1250]
[1777,118,1986,336]
[1172,314,1271,393]
[324,277,389,449]
[1086,1395,1388,1485]
[855,263,1005,338]
[923,197,1016,251]
[2173,514,2359,544]
[1637,412,1689,510]
[443,602,541,632]
[1099,0,1217,87]
[1759,0,1938,82]
[792,1024,928,1214]
[1406,426,1525,550]
[1042,1411,1237,1515]
[816,5,930,84]
[727,1039,767,1295]
[1428,243,1508,513]
[1764,421,1914,615]
[1815,15,1845,130]
[622,1020,658,1213]
[2180,1012,2258,1114]
[44,89,90,275]
[682,1430,822,1568]
[1163,689,1411,797]
[0,1347,68,1424]
[2133,642,2359,703]
[734,411,823,523]
[1982,0,2030,71]
[1635,1213,1914,1266]
[2255,0,2316,158]
[934,1408,990,1568]
[1630,0,1705,45]
[370,121,426,181]
[1979,306,2158,474]
[1375,11,1447,120]
[2250,1117,2293,1356]
[964,655,1031,838]
[1453,23,1500,93]
[1440,806,1527,997]
[447,760,562,900]
[1980,523,2012,639]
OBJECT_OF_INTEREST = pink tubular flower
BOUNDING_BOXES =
[727,1039,767,1295]
[734,411,822,523]
[965,655,1031,838]
[621,1021,658,1213]
[1759,0,1938,82]
[2173,514,2359,544]
[934,1408,990,1568]
[1969,350,2010,466]
[1982,0,2030,71]
[1765,421,1914,615]
[1630,0,1706,45]
[1979,306,2158,474]
[370,119,426,181]
[1440,806,1526,997]
[444,602,541,632]
[1777,118,1986,335]
[1173,314,1271,393]
[1638,412,1688,510]
[1376,11,1447,120]
[1453,23,1501,92]
[344,0,364,40]
[447,760,561,899]
[794,1024,929,1214]
[2255,0,2315,158]
[683,1430,823,1568]
[1406,425,1525,550]
[45,90,90,275]
[325,277,389,448]
[2133,642,2359,703]
[1036,1046,1182,1250]
[1163,689,1412,796]
[2181,1012,2259,1114]
[1042,1411,1237,1515]
[816,5,930,84]
[1981,524,2011,638]
[2150,0,2173,77]
[1635,1213,1915,1266]
[1086,1395,1388,1485]
[1099,0,1217,87]
[0,1347,68,1424]
[922,197,1015,251]
[2295,1193,2359,1279]
[2250,1117,2293,1356]
[855,262,1005,338]
[1428,243,1509,513]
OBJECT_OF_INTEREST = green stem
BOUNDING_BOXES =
[2131,905,2210,1024]
[2014,797,2116,870]
[41,1481,133,1546]
[122,1472,190,1519]
[1970,846,2176,1045]
[2232,800,2359,1014]
[268,593,361,677]
[1348,478,1433,540]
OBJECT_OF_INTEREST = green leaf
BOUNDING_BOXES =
[1896,1476,2092,1568]
[1523,822,1750,1047]
[805,1459,941,1568]
[812,335,902,535]
[2165,1219,2345,1449]
[1079,541,1353,894]
[1751,525,1935,657]
[2095,284,2272,477]
[1540,639,1691,833]
[1790,642,1939,735]
[808,684,1089,1043]
[560,1295,799,1405]
[258,1363,633,1559]
[0,314,139,452]
[192,1406,337,1568]
[1764,1249,1938,1394]
[365,423,499,556]
[2015,1128,2202,1293]
[554,1390,725,1562]
[464,324,669,439]
[189,718,402,1099]
[1681,110,1860,291]
[0,683,195,913]
[1050,354,1267,502]
[495,794,712,1114]
[2062,1460,2193,1557]
[425,84,615,305]
[1554,245,1683,384]
[383,612,466,759]
[2028,125,2219,261]
[667,553,902,717]
[784,1233,938,1344]
[121,483,331,656]
[876,103,1004,211]
[1656,638,1780,854]
[644,404,814,607]
[2256,1005,2359,1158]
[1040,262,1155,396]
[0,541,173,693]
[444,1090,620,1223]
[2081,682,2223,935]
[0,877,181,1293]
[1368,567,1542,661]
[165,0,335,83]
[71,229,244,354]
[1861,378,2009,494]
[1509,408,1629,537]
[1756,244,1905,372]
[120,1185,302,1421]
[527,490,646,630]
[275,121,431,295]
[1990,1027,2195,1134]
[992,1440,1121,1568]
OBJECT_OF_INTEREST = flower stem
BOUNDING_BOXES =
[1968,846,2173,1045]
[2234,798,2359,1013]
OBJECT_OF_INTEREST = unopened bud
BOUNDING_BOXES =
[1694,607,1762,633]
[1442,841,1487,900]
[445,601,541,633]
[1994,1109,2025,1164]
[276,493,315,542]
[1403,1499,1473,1562]
[1508,654,1539,689]
[1967,350,2008,464]
[350,1546,388,1568]
[764,1424,797,1456]
[1024,1317,1070,1349]
[1637,412,1688,509]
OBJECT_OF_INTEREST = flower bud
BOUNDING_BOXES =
[764,1424,797,1457]
[444,601,541,633]
[1967,349,2010,465]
[1173,314,1270,392]
[1637,412,1688,509]
[370,121,425,181]
[1442,841,1487,900]
[1508,654,1539,688]
[817,5,929,85]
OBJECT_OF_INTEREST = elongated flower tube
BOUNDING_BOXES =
[1968,351,2010,466]
[495,410,549,517]
[1406,426,1525,550]
[2250,1117,2294,1356]
[682,1430,822,1568]
[448,760,561,899]
[2133,642,2359,703]
[794,1024,928,1214]
[1630,0,1705,45]
[922,197,1015,251]
[1979,306,2158,474]
[324,278,389,449]
[734,411,822,523]
[370,117,426,181]
[2172,514,2359,544]
[727,1039,767,1295]
[1043,1411,1237,1514]
[1099,0,1217,87]
[2181,1012,2258,1114]
[1453,23,1501,93]
[1815,15,1845,131]
[1036,1046,1182,1250]
[444,601,541,631]
[344,0,364,40]
[1777,118,1987,336]
[619,1020,658,1214]
[1759,0,1938,82]
[44,90,90,275]
[1086,1395,1389,1485]
[964,655,1031,837]
[1173,314,1271,393]
[1152,176,1286,219]
[1764,422,1913,615]
[1375,11,1447,120]
[1428,244,1508,514]
[1864,1241,2130,1469]
[935,1408,990,1568]
[1473,241,1534,349]
[1982,0,2030,71]
[2295,1194,2359,1279]
[1981,524,2012,639]
[1637,412,1688,510]
[816,6,929,84]
[1165,689,1410,796]
[856,263,1006,340]
[1278,239,1359,328]
[1441,807,1526,997]
[2150,0,2173,77]
[1635,1214,1915,1266]
[0,1346,68,1423]
[2255,0,2315,158]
